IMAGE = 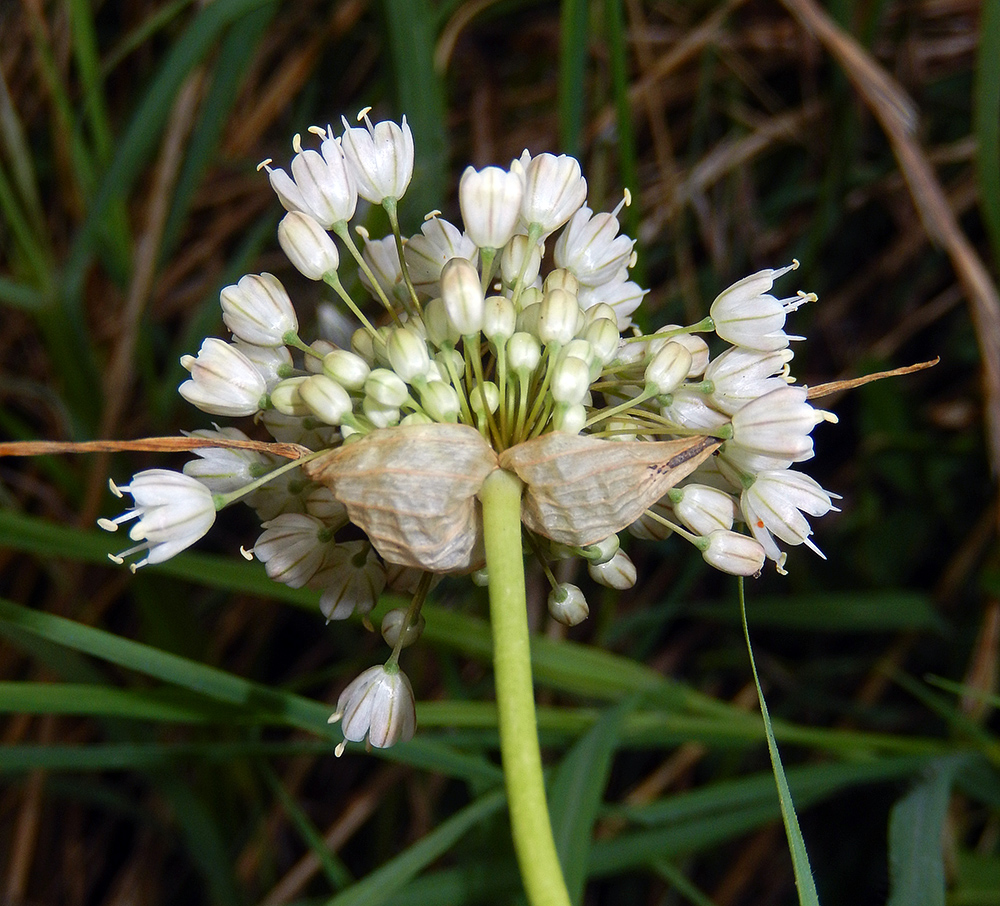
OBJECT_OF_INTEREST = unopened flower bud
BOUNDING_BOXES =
[588,549,637,589]
[483,295,516,344]
[323,348,370,390]
[365,368,409,408]
[270,376,311,416]
[550,355,591,405]
[381,608,425,649]
[220,273,298,347]
[362,395,400,428]
[305,339,337,373]
[387,327,431,383]
[701,530,766,576]
[470,382,500,417]
[422,297,461,349]
[584,317,621,366]
[543,268,580,296]
[548,582,589,626]
[419,380,460,422]
[441,257,485,336]
[656,326,710,376]
[582,534,620,564]
[669,484,738,535]
[646,342,693,395]
[501,234,542,287]
[299,374,353,425]
[351,328,376,365]
[278,211,340,281]
[538,288,580,346]
[553,403,587,434]
[507,332,542,377]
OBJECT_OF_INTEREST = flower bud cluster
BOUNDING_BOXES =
[100,109,843,749]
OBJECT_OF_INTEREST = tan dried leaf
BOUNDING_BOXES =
[304,423,498,572]
[499,433,721,546]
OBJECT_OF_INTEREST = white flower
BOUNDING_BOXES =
[403,216,477,297]
[254,513,333,588]
[220,273,298,347]
[278,212,340,281]
[459,165,523,249]
[741,470,840,567]
[709,263,808,352]
[267,138,358,228]
[516,152,588,234]
[233,340,292,391]
[554,205,635,287]
[701,530,766,576]
[331,664,416,751]
[729,386,834,464]
[704,346,794,415]
[182,426,280,494]
[659,389,731,433]
[340,112,414,203]
[313,540,386,620]
[99,470,216,568]
[179,338,267,417]
[577,278,645,330]
[669,483,739,536]
[358,231,404,303]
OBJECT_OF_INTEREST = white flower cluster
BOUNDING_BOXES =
[100,108,840,749]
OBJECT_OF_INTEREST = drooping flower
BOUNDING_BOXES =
[330,663,417,752]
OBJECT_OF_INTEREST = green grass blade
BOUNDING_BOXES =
[69,0,114,166]
[558,0,589,158]
[0,596,501,785]
[62,0,274,299]
[549,698,631,903]
[262,761,354,890]
[325,787,506,906]
[380,0,448,232]
[886,757,964,906]
[739,579,821,906]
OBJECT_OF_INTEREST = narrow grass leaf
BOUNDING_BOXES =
[739,579,821,906]
[262,761,354,889]
[380,0,448,232]
[558,0,588,158]
[549,698,632,903]
[886,757,964,906]
[325,788,507,906]
[0,597,502,785]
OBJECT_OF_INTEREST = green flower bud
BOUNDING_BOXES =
[387,327,431,383]
[441,256,485,335]
[365,368,409,408]
[548,582,589,626]
[323,348,370,390]
[270,376,311,416]
[299,374,353,425]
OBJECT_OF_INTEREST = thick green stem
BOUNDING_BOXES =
[478,469,572,906]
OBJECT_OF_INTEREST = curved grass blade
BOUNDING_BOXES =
[739,578,821,906]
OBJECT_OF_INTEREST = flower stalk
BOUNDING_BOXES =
[479,468,572,906]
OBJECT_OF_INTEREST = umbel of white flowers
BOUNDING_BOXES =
[101,107,838,751]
